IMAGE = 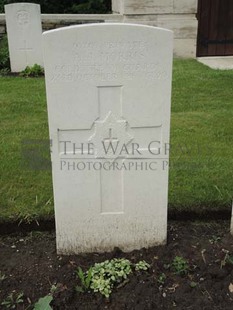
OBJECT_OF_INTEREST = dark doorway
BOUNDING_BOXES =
[197,0,233,57]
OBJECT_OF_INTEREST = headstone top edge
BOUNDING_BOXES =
[42,23,173,37]
[4,2,40,9]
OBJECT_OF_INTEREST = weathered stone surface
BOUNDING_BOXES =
[123,0,173,14]
[41,13,123,23]
[113,0,197,14]
[123,15,197,39]
[112,0,123,14]
[157,15,198,39]
[43,23,173,254]
[173,0,198,14]
[174,38,196,58]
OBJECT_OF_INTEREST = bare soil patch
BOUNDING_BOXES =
[0,221,233,309]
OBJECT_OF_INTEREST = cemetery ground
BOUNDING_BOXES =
[0,59,233,223]
[1,221,233,309]
[0,59,233,309]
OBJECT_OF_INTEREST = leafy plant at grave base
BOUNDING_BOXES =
[20,64,44,77]
[157,273,167,285]
[91,258,132,298]
[171,256,189,276]
[33,295,53,310]
[0,35,10,73]
[76,258,132,298]
[135,260,150,271]
[77,258,151,298]
[1,292,24,309]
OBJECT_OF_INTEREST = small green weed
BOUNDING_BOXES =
[135,260,150,271]
[209,235,221,244]
[221,250,233,268]
[1,292,24,309]
[76,267,92,293]
[190,281,198,288]
[172,256,189,276]
[33,295,53,310]
[20,64,44,77]
[50,284,58,294]
[157,273,166,285]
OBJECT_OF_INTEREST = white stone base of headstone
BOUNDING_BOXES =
[43,23,173,254]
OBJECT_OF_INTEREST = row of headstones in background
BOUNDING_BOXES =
[5,3,43,72]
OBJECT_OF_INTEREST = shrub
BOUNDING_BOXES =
[71,0,111,14]
[0,0,111,14]
[20,64,44,77]
[0,35,10,71]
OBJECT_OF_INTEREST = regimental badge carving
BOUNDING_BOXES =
[89,111,133,159]
[17,11,30,26]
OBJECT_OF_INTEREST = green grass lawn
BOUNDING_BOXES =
[0,59,233,222]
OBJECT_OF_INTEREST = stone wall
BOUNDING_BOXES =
[0,13,123,34]
[0,0,198,58]
[112,0,198,58]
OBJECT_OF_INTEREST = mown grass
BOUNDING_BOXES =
[0,59,233,222]
[170,59,233,212]
[0,77,53,222]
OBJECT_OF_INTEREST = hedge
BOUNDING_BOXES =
[0,0,112,14]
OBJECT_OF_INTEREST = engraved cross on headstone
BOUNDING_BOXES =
[104,128,118,144]
[59,86,126,214]
[58,85,161,214]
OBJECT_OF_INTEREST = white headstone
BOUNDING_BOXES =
[5,3,43,72]
[43,24,173,254]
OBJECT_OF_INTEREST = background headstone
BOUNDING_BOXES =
[43,24,173,254]
[5,3,43,72]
